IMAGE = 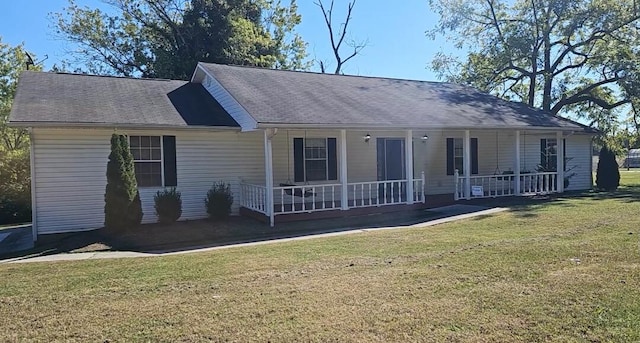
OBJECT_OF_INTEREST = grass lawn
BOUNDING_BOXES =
[1,173,639,342]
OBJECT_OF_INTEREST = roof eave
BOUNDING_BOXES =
[8,121,241,131]
[255,122,597,133]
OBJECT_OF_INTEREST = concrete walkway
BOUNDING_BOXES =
[3,205,507,264]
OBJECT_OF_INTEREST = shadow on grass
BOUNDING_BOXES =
[4,185,636,261]
[467,184,640,220]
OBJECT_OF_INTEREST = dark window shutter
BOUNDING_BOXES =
[471,138,479,175]
[540,139,547,167]
[376,138,386,181]
[446,138,454,175]
[327,138,337,180]
[293,138,304,182]
[162,136,177,187]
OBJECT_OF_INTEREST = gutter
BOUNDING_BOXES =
[8,121,241,131]
[255,122,598,134]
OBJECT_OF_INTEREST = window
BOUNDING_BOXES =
[293,137,338,182]
[453,138,464,174]
[540,138,566,172]
[446,137,478,175]
[541,138,558,171]
[130,136,163,187]
[304,138,328,181]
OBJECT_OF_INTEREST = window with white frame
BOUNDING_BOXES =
[542,138,558,171]
[453,138,464,173]
[304,138,328,181]
[129,136,163,187]
[293,137,337,182]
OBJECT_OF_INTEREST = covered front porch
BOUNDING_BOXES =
[238,128,573,226]
[239,128,426,226]
[453,130,566,200]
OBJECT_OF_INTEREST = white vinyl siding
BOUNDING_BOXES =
[564,134,593,191]
[32,128,263,234]
[31,128,594,235]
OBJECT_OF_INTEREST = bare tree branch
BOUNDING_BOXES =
[314,0,367,74]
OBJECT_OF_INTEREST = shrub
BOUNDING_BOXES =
[205,182,234,220]
[596,145,620,191]
[104,134,143,231]
[154,188,182,224]
[0,196,31,225]
[0,148,31,225]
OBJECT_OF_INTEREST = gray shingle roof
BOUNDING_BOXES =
[201,63,594,132]
[9,71,239,128]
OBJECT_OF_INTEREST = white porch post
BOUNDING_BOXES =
[557,131,564,193]
[264,129,275,226]
[340,129,349,210]
[463,130,471,200]
[515,130,521,195]
[405,130,414,204]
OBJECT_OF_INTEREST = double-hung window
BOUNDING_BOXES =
[446,137,478,175]
[293,137,338,182]
[453,138,464,173]
[540,138,566,172]
[304,138,328,181]
[130,136,163,187]
[543,138,557,171]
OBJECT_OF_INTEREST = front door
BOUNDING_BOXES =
[377,138,406,202]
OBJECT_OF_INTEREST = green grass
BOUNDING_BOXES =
[1,173,639,342]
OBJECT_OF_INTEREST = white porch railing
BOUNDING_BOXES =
[274,183,342,214]
[454,170,558,200]
[348,172,425,209]
[239,172,426,216]
[520,172,558,195]
[240,183,268,214]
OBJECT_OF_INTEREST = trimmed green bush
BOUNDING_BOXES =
[154,188,182,224]
[595,145,620,191]
[104,134,143,231]
[205,182,234,220]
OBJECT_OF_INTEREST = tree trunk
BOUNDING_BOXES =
[542,25,552,112]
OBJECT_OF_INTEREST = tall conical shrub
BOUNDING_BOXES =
[119,135,143,226]
[595,145,620,191]
[105,134,143,231]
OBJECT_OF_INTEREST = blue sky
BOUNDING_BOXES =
[0,0,454,81]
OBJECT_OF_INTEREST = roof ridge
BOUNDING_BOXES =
[200,62,454,85]
[24,70,180,82]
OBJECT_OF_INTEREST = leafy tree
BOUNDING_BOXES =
[0,148,31,224]
[0,38,41,224]
[595,145,620,191]
[1,38,41,151]
[52,0,309,80]
[428,0,640,135]
[105,134,143,230]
